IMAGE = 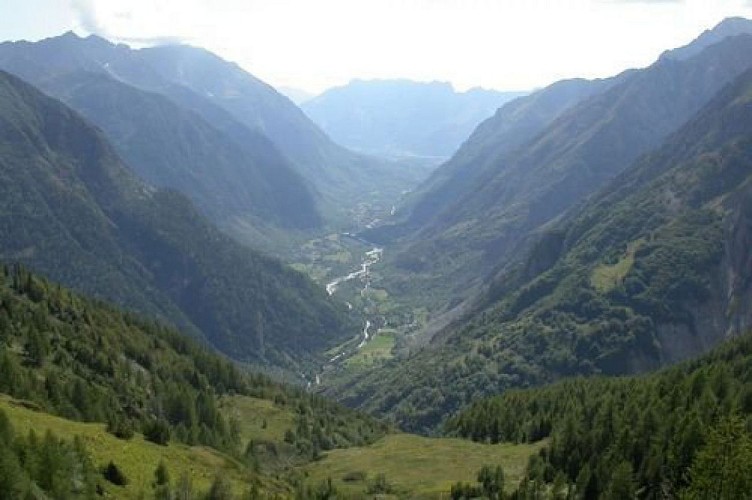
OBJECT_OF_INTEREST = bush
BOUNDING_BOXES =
[107,415,134,440]
[103,460,128,486]
[144,419,171,445]
[366,473,394,494]
[342,470,367,482]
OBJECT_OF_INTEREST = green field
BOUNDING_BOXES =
[302,433,543,498]
[0,395,287,498]
[590,240,643,293]
[220,394,295,444]
[346,329,396,367]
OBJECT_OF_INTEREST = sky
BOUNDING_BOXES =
[1,0,751,95]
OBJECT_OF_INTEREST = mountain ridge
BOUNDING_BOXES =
[328,60,752,433]
[0,69,357,372]
[302,78,526,158]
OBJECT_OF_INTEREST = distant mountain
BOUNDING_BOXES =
[0,33,321,236]
[302,79,526,158]
[382,76,626,239]
[334,64,752,432]
[0,69,356,371]
[278,85,316,105]
[369,31,752,312]
[663,16,752,61]
[134,44,429,220]
[0,33,429,230]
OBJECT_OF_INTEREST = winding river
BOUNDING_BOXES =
[306,246,383,386]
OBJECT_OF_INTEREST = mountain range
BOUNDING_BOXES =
[328,17,752,432]
[0,69,355,372]
[366,21,752,316]
[302,79,526,158]
[3,14,752,498]
[0,33,431,241]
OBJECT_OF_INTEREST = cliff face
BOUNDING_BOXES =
[650,186,752,369]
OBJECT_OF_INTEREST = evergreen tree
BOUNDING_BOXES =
[477,464,505,499]
[681,415,752,499]
[603,461,635,500]
[206,474,233,500]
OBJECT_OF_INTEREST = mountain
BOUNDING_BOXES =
[369,30,752,313]
[302,79,526,158]
[663,16,752,61]
[330,62,752,432]
[45,70,320,231]
[0,33,321,236]
[375,76,626,242]
[0,33,429,231]
[278,85,316,105]
[133,43,430,220]
[0,69,356,371]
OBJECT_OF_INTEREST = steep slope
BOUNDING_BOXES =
[0,266,386,497]
[134,43,431,221]
[447,329,752,498]
[663,16,752,61]
[302,79,525,158]
[0,32,431,226]
[367,76,624,243]
[45,70,320,231]
[377,30,752,310]
[330,66,752,432]
[0,33,321,234]
[0,69,356,370]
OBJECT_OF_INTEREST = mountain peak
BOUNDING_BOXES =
[662,16,752,61]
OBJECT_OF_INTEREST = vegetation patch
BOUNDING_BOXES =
[0,395,276,498]
[302,433,543,497]
[346,329,396,367]
[590,240,641,293]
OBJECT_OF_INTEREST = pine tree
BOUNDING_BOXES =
[681,415,752,499]
[603,461,635,500]
[477,464,505,499]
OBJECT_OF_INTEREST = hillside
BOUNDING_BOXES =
[446,329,752,498]
[329,64,752,432]
[302,79,525,158]
[0,33,321,235]
[0,69,357,371]
[370,29,752,312]
[0,264,556,498]
[0,32,432,231]
[128,41,432,223]
[0,264,387,497]
[44,70,321,231]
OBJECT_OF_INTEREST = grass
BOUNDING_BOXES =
[346,329,396,367]
[591,240,642,293]
[219,395,295,445]
[302,433,544,498]
[0,394,287,498]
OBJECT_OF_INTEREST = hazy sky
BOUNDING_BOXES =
[2,0,751,94]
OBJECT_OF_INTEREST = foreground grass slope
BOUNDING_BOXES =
[302,434,543,498]
[0,395,282,498]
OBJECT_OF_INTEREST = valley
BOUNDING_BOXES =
[2,7,752,499]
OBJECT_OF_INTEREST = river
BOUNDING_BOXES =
[308,246,383,386]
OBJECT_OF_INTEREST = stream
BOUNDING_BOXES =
[304,246,383,387]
